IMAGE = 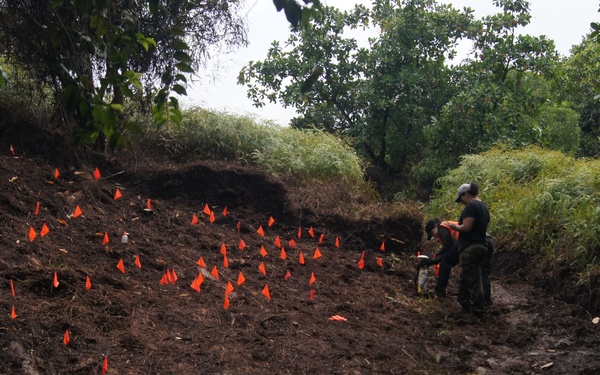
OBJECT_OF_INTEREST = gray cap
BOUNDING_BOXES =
[454,183,471,203]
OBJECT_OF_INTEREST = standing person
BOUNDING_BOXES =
[424,218,459,298]
[447,183,490,315]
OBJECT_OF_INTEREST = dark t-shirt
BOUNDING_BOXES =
[457,200,490,251]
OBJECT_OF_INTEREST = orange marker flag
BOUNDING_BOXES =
[262,284,271,301]
[190,277,201,292]
[10,305,17,319]
[114,188,122,200]
[256,225,265,237]
[73,205,83,218]
[238,239,246,250]
[376,257,383,267]
[53,168,60,179]
[284,270,291,280]
[299,252,305,265]
[274,236,281,248]
[380,241,385,251]
[280,247,287,260]
[40,223,50,237]
[258,262,267,276]
[319,233,325,244]
[236,221,241,232]
[223,254,229,268]
[224,294,230,309]
[358,251,365,269]
[237,271,246,286]
[309,272,316,286]
[268,216,275,227]
[28,227,36,242]
[85,276,92,290]
[209,211,215,223]
[313,247,322,260]
[211,266,220,280]
[288,239,296,248]
[171,269,178,283]
[335,236,340,248]
[93,167,101,180]
[297,227,302,238]
[222,206,228,216]
[102,356,108,375]
[117,259,125,274]
[225,281,234,295]
[220,243,227,255]
[260,245,268,257]
[308,226,315,238]
[53,272,60,288]
[191,214,199,225]
[146,199,152,210]
[196,273,204,286]
[135,255,142,269]
[196,257,206,267]
[10,145,14,154]
[160,273,169,285]
[102,231,109,245]
[34,201,40,215]
[310,289,316,300]
[10,279,15,297]
[203,204,211,215]
[63,329,70,345]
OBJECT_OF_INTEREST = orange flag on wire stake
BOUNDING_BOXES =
[28,227,36,242]
[284,270,291,280]
[11,305,17,319]
[10,145,14,155]
[377,257,383,267]
[209,211,215,223]
[257,225,264,237]
[238,239,246,250]
[34,201,40,215]
[268,216,275,227]
[211,266,220,280]
[203,204,211,215]
[297,227,302,238]
[319,233,325,244]
[171,269,178,283]
[40,223,50,237]
[191,214,199,225]
[10,279,15,297]
[236,221,241,232]
[335,236,340,248]
[102,356,108,375]
[380,242,385,251]
[117,259,125,274]
[313,247,322,260]
[310,289,316,300]
[237,271,246,286]
[222,206,228,216]
[299,252,305,265]
[190,277,201,293]
[309,272,316,286]
[53,272,59,288]
[220,243,227,255]
[223,254,229,268]
[274,236,281,248]
[280,247,287,260]
[146,199,152,210]
[93,167,101,180]
[63,330,70,345]
[73,205,83,218]
[102,231,109,245]
[86,276,92,290]
[196,257,206,267]
[135,255,142,269]
[258,262,266,276]
[308,226,315,238]
[262,284,271,301]
[160,273,169,285]
[224,294,230,309]
[358,251,365,269]
[260,245,268,257]
[225,281,234,295]
[53,168,60,179]
[288,239,296,248]
[114,188,122,200]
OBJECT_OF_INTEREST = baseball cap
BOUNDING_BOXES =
[454,183,471,203]
[425,219,439,240]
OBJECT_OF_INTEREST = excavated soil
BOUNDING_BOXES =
[0,139,599,374]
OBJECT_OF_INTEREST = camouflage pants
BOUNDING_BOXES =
[458,243,487,312]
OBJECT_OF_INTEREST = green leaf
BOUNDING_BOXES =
[110,103,124,112]
[175,74,187,83]
[175,62,194,73]
[171,39,189,50]
[174,51,192,63]
[172,84,187,95]
[149,0,159,14]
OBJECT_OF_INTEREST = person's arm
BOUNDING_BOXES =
[435,227,455,258]
[452,217,475,234]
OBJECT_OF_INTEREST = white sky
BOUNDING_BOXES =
[183,0,599,126]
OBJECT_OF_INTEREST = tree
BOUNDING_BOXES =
[240,0,473,177]
[0,0,246,149]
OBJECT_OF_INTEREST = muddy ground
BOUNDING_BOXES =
[0,139,599,375]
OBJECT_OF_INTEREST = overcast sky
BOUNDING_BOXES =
[183,0,599,126]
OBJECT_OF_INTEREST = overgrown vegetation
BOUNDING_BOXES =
[427,145,600,273]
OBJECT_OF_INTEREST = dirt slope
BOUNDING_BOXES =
[0,147,599,375]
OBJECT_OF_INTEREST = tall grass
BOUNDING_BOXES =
[427,145,600,266]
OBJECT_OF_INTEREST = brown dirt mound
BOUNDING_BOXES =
[0,145,599,374]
